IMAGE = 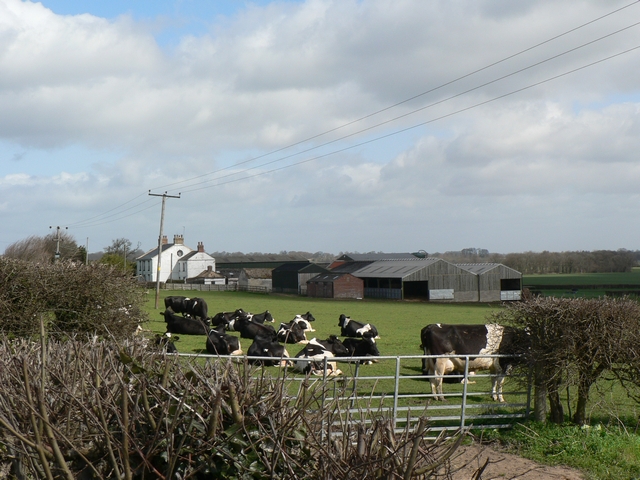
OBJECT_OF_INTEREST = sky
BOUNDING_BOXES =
[1,0,640,256]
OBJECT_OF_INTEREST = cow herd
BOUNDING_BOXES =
[159,296,381,375]
[158,296,527,401]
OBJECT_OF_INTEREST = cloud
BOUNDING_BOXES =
[1,0,639,254]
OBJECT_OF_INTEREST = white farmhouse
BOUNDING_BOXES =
[136,235,215,283]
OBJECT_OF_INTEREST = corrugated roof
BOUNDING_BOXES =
[308,272,352,283]
[351,258,441,278]
[241,268,273,279]
[456,263,522,276]
[217,253,309,263]
[330,261,375,273]
[336,253,420,262]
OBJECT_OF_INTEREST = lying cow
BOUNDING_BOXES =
[210,308,246,327]
[276,321,308,344]
[293,336,349,376]
[338,314,379,338]
[228,316,278,341]
[289,314,315,332]
[205,325,242,356]
[342,332,380,364]
[154,332,179,353]
[247,335,290,367]
[420,323,526,402]
[162,309,210,335]
[247,310,275,324]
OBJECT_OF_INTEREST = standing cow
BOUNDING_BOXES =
[420,323,526,402]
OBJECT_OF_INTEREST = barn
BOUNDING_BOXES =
[456,263,522,301]
[307,273,364,299]
[272,262,329,295]
[237,268,273,292]
[339,257,521,302]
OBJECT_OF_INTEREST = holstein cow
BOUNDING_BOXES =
[293,336,349,376]
[162,309,210,335]
[342,332,380,364]
[276,321,308,344]
[338,314,379,339]
[153,332,179,353]
[164,296,188,314]
[210,309,246,327]
[289,315,316,333]
[247,310,275,324]
[205,325,242,356]
[228,316,278,341]
[247,335,290,366]
[420,323,526,402]
[183,297,208,320]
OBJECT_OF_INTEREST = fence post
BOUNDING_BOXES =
[460,355,470,430]
[393,356,401,431]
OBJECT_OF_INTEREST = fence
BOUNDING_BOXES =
[151,283,271,294]
[178,352,531,439]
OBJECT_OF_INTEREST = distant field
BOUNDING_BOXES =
[523,271,640,298]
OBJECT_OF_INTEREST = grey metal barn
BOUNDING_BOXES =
[348,258,522,302]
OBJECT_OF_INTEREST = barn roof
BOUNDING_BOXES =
[307,272,356,283]
[241,268,273,279]
[217,253,309,263]
[272,261,322,273]
[336,253,420,262]
[351,258,442,278]
[329,261,375,273]
[457,263,522,276]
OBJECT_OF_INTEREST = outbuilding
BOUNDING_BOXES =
[237,268,273,292]
[272,262,329,295]
[307,273,364,299]
[456,263,522,301]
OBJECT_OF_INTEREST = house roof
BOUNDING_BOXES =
[350,258,442,278]
[136,243,191,260]
[180,250,213,261]
[190,268,225,279]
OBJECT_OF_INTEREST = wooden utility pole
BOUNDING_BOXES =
[149,191,180,309]
[49,226,68,262]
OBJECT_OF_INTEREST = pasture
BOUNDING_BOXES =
[524,270,640,298]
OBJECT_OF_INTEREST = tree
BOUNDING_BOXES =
[491,295,640,424]
[4,232,80,263]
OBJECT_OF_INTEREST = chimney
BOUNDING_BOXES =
[207,265,212,271]
[198,242,204,253]
[161,235,168,245]
[173,234,184,245]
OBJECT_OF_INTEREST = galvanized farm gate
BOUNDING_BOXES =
[179,353,531,439]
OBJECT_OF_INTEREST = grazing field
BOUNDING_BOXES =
[524,270,640,298]
[144,290,499,357]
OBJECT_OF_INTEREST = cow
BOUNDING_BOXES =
[228,316,278,341]
[293,336,349,376]
[247,310,275,324]
[299,311,316,322]
[154,332,179,353]
[161,309,210,335]
[210,309,246,327]
[183,297,208,320]
[164,296,188,314]
[289,315,315,332]
[419,323,526,402]
[342,332,380,364]
[246,335,290,366]
[276,321,308,344]
[338,314,379,338]
[205,325,242,356]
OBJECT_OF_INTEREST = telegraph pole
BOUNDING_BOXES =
[49,226,68,262]
[149,191,180,309]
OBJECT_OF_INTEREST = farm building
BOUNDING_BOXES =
[307,273,364,299]
[237,268,273,292]
[456,263,522,301]
[186,266,226,285]
[271,262,329,295]
[216,253,310,269]
[337,257,521,302]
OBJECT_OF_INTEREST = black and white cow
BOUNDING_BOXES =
[154,332,179,353]
[205,324,242,356]
[228,316,278,341]
[342,332,380,364]
[419,323,526,402]
[247,310,275,324]
[298,311,316,322]
[338,314,379,338]
[246,335,290,366]
[162,309,210,335]
[276,321,308,344]
[293,336,349,376]
[210,309,246,327]
[164,296,188,314]
[289,314,316,332]
[183,297,208,320]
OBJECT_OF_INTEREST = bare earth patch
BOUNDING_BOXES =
[446,443,584,479]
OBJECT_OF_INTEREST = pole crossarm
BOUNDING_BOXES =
[149,191,181,309]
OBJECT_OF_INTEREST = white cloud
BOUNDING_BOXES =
[1,0,639,254]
